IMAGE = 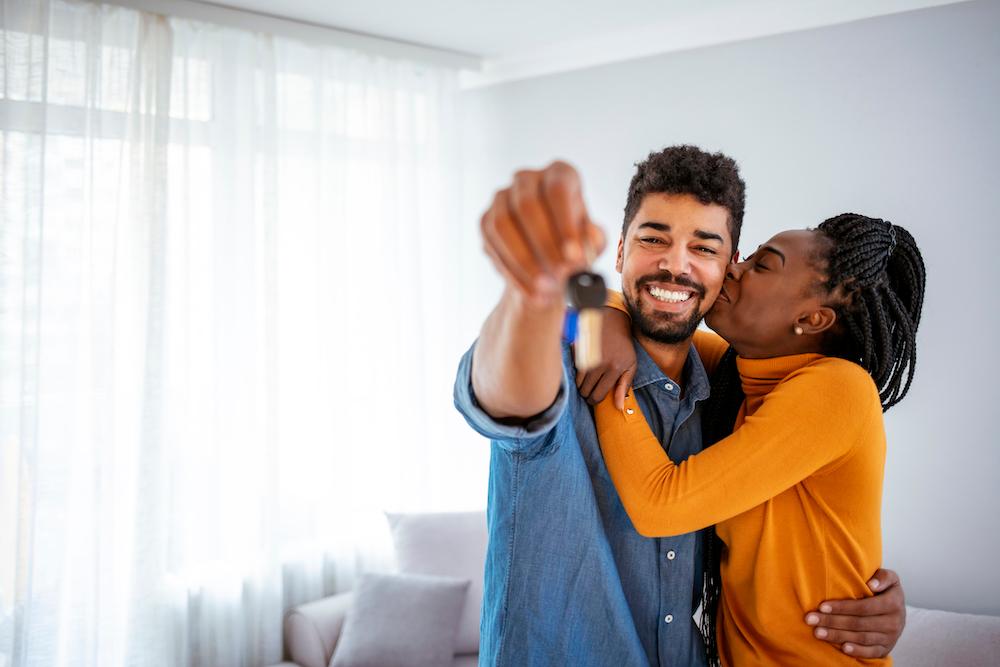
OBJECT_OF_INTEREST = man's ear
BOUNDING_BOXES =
[615,235,625,273]
[796,307,837,336]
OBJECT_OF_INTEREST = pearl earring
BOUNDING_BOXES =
[794,326,804,335]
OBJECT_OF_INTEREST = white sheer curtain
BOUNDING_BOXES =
[0,1,482,665]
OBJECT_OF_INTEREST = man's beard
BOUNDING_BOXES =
[624,272,707,344]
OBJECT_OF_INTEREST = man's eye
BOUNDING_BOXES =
[696,246,718,255]
[640,237,663,244]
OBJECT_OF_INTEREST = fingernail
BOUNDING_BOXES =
[816,628,828,639]
[820,604,832,614]
[563,241,582,263]
[535,275,557,293]
[805,614,820,626]
[844,644,854,654]
[869,578,880,590]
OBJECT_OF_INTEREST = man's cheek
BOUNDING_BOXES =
[708,263,728,291]
[702,285,724,311]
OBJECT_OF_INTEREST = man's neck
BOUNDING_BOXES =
[634,331,693,386]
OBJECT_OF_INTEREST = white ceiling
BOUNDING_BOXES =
[203,0,708,58]
[197,0,971,85]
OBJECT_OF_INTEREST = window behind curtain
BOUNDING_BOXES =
[0,2,480,665]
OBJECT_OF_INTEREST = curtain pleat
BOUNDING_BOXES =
[0,2,480,665]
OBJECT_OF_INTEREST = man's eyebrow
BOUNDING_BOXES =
[637,222,723,244]
[759,245,786,264]
[694,230,724,244]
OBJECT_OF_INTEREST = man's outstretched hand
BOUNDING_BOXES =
[480,161,605,307]
[805,568,906,658]
[471,161,606,421]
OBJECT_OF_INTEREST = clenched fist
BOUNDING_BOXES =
[481,161,606,306]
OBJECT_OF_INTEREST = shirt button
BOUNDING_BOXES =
[666,550,676,560]
[665,383,674,391]
[665,614,674,623]
[625,408,635,415]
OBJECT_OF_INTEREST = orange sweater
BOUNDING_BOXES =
[594,332,888,666]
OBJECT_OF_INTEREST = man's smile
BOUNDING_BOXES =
[648,285,694,303]
[640,281,702,314]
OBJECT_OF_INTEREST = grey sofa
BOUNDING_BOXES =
[270,511,1000,667]
[278,591,477,667]
[275,592,1000,667]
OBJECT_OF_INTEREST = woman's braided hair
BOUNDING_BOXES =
[698,213,926,664]
[814,213,926,411]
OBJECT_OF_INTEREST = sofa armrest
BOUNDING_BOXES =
[283,592,354,667]
[894,605,1000,667]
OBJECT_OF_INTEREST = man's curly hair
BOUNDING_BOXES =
[623,145,746,253]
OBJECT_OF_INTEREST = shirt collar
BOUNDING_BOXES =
[631,337,711,402]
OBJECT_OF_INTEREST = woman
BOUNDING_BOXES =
[591,213,925,665]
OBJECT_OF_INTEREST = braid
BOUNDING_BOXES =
[699,347,744,666]
[816,214,926,411]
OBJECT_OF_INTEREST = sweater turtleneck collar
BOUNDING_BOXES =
[735,353,825,408]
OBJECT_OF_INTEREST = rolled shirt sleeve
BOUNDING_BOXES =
[453,341,570,454]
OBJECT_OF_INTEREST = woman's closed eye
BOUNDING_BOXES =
[744,251,770,271]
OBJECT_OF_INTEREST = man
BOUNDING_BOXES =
[454,146,904,665]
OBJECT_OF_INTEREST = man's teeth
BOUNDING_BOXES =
[648,286,693,303]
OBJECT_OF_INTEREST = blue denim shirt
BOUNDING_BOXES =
[454,339,711,667]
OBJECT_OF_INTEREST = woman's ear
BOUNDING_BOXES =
[795,307,837,336]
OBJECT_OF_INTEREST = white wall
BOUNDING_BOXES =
[458,0,1000,615]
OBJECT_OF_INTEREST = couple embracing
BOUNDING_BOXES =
[455,145,924,666]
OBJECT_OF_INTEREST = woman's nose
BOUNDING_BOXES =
[727,259,748,281]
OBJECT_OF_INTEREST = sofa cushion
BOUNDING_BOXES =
[329,572,469,667]
[387,511,487,655]
[893,605,1000,666]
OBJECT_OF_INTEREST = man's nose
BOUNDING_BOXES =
[657,244,691,276]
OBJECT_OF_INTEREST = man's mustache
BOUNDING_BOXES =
[636,272,706,298]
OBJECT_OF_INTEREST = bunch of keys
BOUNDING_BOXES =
[567,246,607,371]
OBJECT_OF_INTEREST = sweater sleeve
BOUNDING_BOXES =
[594,357,881,537]
[605,289,629,315]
